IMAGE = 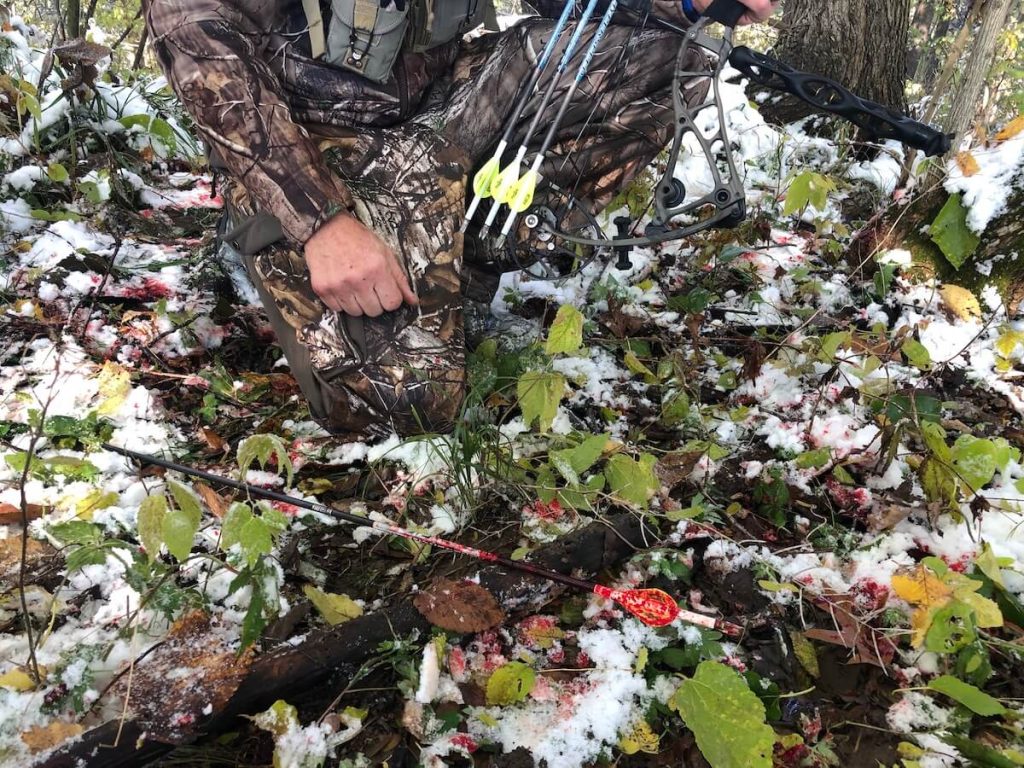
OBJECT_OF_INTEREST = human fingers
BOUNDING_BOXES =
[388,257,420,307]
[373,278,404,314]
[353,288,385,318]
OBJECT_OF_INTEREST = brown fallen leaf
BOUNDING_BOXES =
[955,151,980,177]
[995,115,1024,142]
[654,452,703,491]
[21,720,83,753]
[199,427,229,455]
[194,481,229,518]
[0,501,46,526]
[413,579,505,633]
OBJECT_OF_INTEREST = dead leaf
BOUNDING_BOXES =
[199,427,229,455]
[955,151,980,177]
[995,115,1024,142]
[0,501,46,526]
[939,284,982,321]
[194,481,229,518]
[21,720,83,753]
[866,503,914,533]
[654,452,703,491]
[413,579,504,633]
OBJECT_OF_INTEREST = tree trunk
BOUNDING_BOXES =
[943,0,1016,148]
[761,0,912,126]
[64,0,80,39]
[863,165,1024,311]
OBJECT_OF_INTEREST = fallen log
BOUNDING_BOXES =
[36,512,657,768]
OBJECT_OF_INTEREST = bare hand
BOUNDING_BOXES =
[694,0,779,25]
[304,213,418,317]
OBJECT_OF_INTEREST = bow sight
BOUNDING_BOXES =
[476,0,952,277]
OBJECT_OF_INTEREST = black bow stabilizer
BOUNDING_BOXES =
[728,46,952,157]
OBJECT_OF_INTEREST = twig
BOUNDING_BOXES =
[18,357,61,685]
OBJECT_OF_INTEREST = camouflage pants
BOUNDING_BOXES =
[223,19,707,439]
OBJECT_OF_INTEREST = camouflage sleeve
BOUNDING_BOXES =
[142,0,354,245]
[527,0,694,28]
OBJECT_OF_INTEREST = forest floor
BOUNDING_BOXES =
[2,16,1024,768]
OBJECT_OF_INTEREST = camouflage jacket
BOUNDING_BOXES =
[142,0,690,247]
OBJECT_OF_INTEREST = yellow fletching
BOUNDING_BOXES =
[491,164,521,203]
[508,170,539,213]
[473,156,501,198]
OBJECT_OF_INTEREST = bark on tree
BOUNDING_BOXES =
[760,0,912,126]
[63,0,79,39]
[943,0,1017,148]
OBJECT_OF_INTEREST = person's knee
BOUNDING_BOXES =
[388,370,466,436]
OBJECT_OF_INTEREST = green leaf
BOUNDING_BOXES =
[137,493,167,562]
[47,520,103,546]
[606,453,659,508]
[624,352,657,383]
[240,577,267,650]
[951,436,1000,494]
[517,371,566,432]
[545,305,585,355]
[47,163,69,183]
[930,194,980,269]
[567,433,609,475]
[783,171,837,217]
[302,585,363,625]
[902,338,933,371]
[667,287,714,315]
[928,675,1006,716]
[221,502,253,550]
[795,448,831,470]
[237,434,293,487]
[661,388,690,428]
[670,661,774,768]
[548,449,580,486]
[486,661,536,705]
[940,735,1018,768]
[239,516,273,567]
[163,484,202,561]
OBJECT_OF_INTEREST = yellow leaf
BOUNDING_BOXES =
[0,666,45,691]
[955,151,981,177]
[892,566,953,646]
[955,590,1003,629]
[21,720,83,753]
[95,361,131,416]
[995,330,1024,359]
[939,285,982,321]
[995,115,1024,141]
[618,719,660,755]
[789,631,820,678]
[302,585,363,625]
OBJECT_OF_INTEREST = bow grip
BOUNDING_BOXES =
[703,0,747,27]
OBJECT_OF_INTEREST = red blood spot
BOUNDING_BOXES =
[525,499,566,521]
[449,734,478,754]
[775,742,811,766]
[119,277,172,300]
[850,579,890,612]
[448,647,467,680]
[271,501,301,516]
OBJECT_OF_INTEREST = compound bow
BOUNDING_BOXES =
[500,0,952,273]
